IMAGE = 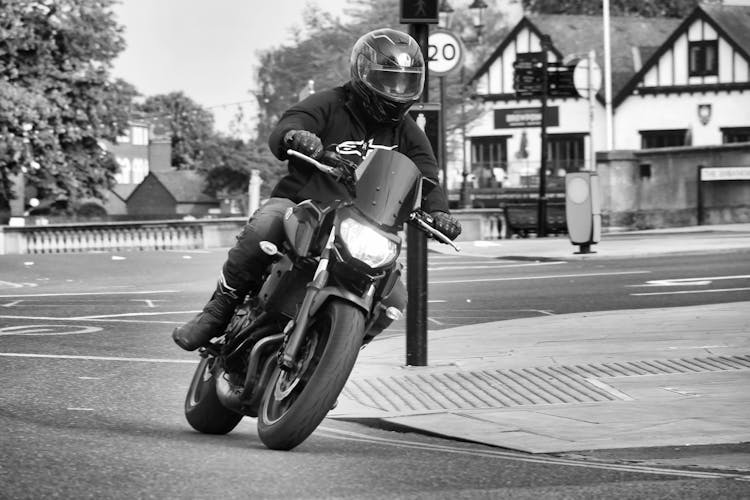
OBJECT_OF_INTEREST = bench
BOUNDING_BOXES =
[504,203,567,238]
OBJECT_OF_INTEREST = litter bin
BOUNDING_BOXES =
[565,172,601,253]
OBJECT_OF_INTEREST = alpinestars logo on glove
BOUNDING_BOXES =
[336,139,397,159]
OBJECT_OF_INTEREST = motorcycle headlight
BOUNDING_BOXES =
[339,218,398,268]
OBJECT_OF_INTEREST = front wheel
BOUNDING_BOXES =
[257,300,366,450]
[184,356,243,434]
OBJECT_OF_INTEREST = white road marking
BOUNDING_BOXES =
[428,261,565,271]
[0,280,37,288]
[70,310,198,319]
[2,300,23,307]
[427,317,444,326]
[0,290,178,298]
[631,287,750,296]
[131,299,164,308]
[0,352,197,364]
[431,270,650,285]
[316,427,744,480]
[67,408,95,411]
[632,275,750,288]
[667,345,728,350]
[0,314,187,325]
[0,325,103,336]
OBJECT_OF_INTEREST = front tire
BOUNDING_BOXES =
[184,356,243,434]
[257,300,365,450]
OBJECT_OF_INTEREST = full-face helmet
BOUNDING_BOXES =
[350,28,425,124]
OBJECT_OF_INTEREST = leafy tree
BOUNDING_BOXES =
[136,92,215,170]
[198,136,283,199]
[521,0,702,17]
[0,0,136,221]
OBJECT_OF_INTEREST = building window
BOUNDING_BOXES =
[132,126,149,146]
[640,129,688,149]
[114,157,132,184]
[688,40,718,77]
[471,136,508,188]
[722,127,750,144]
[547,134,585,177]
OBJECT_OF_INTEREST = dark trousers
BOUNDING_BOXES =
[221,197,406,335]
[221,197,296,297]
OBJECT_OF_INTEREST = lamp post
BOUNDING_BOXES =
[438,0,487,209]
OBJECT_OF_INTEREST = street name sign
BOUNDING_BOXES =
[700,166,750,181]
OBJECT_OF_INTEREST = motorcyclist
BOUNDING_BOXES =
[172,28,462,351]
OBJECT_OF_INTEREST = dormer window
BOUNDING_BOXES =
[688,40,718,77]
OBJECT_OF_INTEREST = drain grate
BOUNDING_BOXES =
[342,355,750,413]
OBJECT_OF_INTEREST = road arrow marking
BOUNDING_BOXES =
[633,274,750,287]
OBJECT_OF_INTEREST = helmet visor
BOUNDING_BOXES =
[360,64,424,102]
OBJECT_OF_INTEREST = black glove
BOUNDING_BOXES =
[284,130,323,160]
[430,211,462,241]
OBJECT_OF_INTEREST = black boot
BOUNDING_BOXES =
[172,283,240,351]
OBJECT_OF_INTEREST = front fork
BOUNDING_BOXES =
[279,229,336,370]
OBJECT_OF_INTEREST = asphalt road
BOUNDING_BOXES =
[1,248,749,498]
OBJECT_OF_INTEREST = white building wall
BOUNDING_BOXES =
[615,91,750,149]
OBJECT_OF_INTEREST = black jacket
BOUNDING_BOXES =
[268,83,450,213]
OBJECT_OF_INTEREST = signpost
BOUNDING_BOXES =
[402,0,438,367]
[427,29,462,189]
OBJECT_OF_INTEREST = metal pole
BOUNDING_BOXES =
[588,50,596,172]
[697,165,704,225]
[537,35,549,237]
[460,66,471,208]
[603,0,614,150]
[439,76,447,188]
[406,23,429,367]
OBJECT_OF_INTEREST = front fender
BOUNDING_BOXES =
[309,286,372,318]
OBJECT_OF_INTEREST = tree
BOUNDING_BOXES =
[0,0,136,222]
[521,0,702,17]
[136,92,215,170]
[198,136,283,199]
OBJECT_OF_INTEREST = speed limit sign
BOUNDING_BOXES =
[427,29,463,76]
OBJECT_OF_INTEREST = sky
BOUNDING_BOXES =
[111,0,349,138]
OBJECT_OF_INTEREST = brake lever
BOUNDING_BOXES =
[409,211,461,252]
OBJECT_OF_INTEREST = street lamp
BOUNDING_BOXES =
[438,0,488,209]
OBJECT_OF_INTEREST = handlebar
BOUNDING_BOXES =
[287,149,459,252]
[286,149,340,176]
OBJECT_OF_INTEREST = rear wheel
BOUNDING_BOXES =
[257,300,365,450]
[184,356,243,434]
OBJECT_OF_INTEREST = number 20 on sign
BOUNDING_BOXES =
[427,30,464,76]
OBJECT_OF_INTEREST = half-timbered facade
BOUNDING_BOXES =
[461,4,750,190]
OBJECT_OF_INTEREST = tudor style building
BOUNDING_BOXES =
[460,4,750,190]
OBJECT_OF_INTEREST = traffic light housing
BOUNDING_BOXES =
[400,0,439,23]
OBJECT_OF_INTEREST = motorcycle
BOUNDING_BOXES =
[182,147,459,450]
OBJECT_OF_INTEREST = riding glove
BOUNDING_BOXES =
[284,130,323,160]
[430,211,462,241]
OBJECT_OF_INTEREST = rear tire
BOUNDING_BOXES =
[184,356,243,434]
[257,300,365,450]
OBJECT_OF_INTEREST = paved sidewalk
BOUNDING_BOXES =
[329,223,750,457]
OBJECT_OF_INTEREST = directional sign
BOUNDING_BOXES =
[427,30,463,76]
[547,62,578,98]
[513,52,545,97]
